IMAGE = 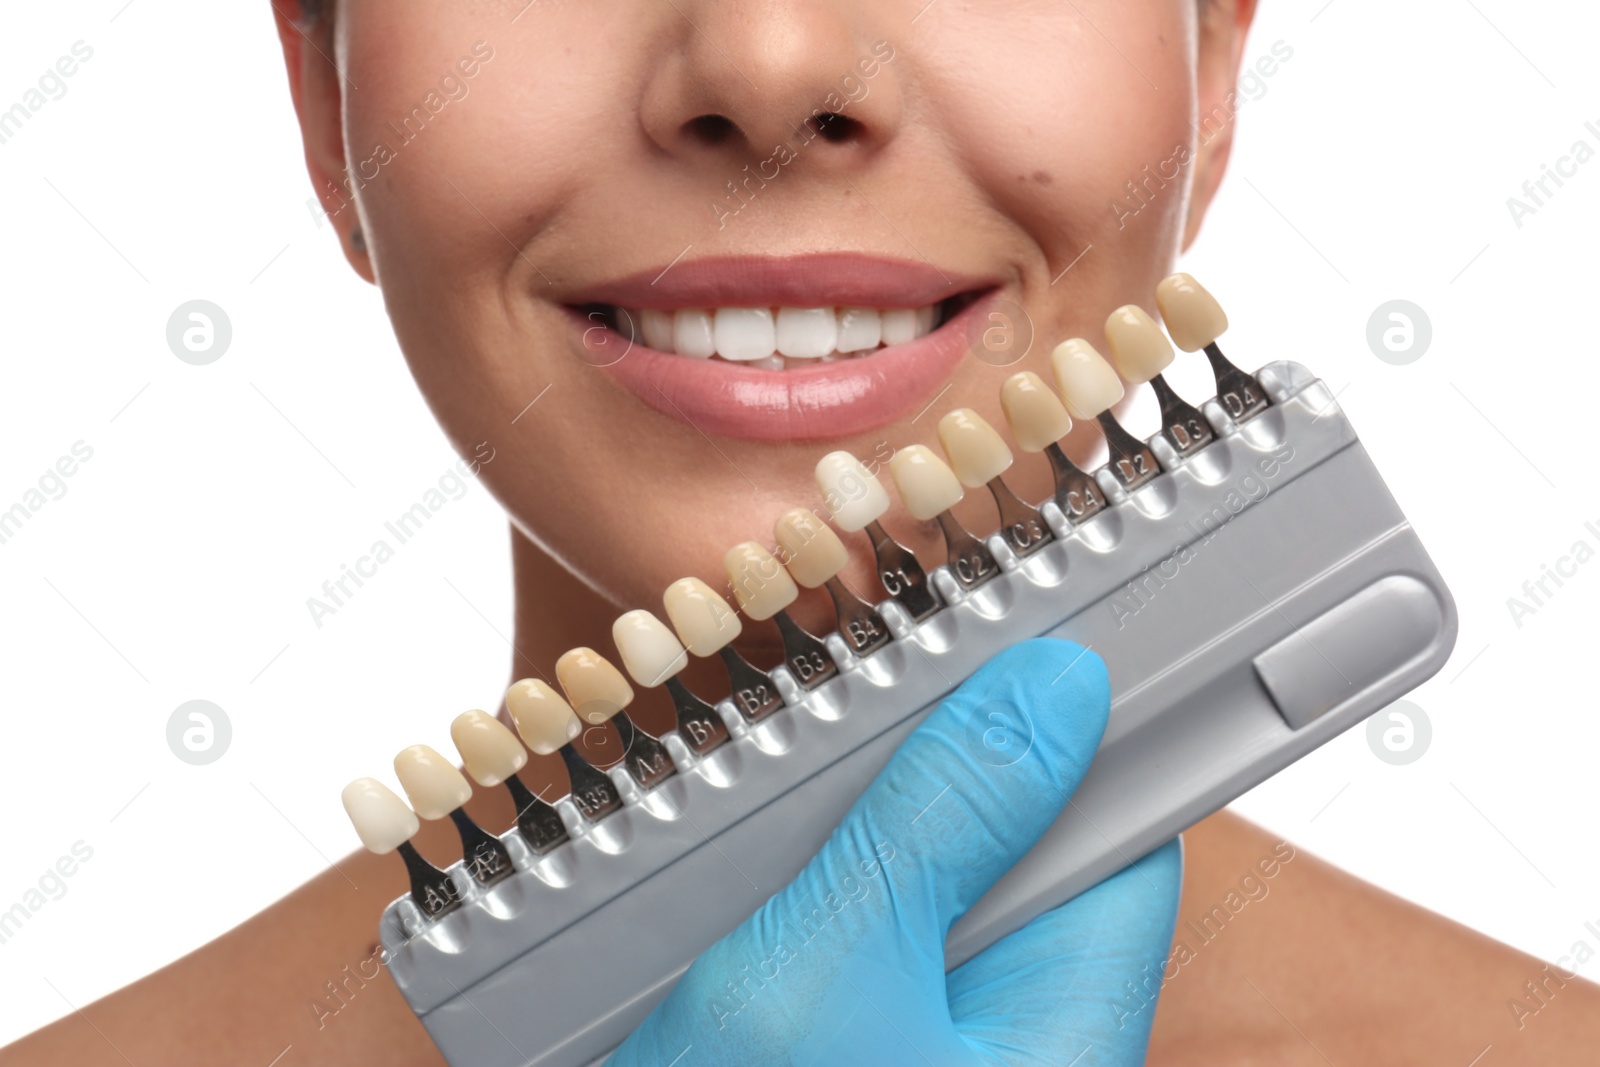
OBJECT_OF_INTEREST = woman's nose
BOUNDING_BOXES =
[638,1,903,166]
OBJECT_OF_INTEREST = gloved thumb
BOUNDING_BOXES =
[762,638,1112,967]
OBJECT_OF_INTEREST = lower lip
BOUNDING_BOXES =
[566,294,997,441]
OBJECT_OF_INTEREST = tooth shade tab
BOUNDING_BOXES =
[672,308,716,358]
[775,307,839,359]
[1051,338,1125,420]
[613,609,690,686]
[1104,305,1174,384]
[504,678,582,755]
[450,710,528,787]
[1156,273,1229,352]
[725,541,799,620]
[815,451,890,532]
[1001,372,1073,452]
[773,508,850,588]
[556,647,635,724]
[394,744,473,820]
[342,777,420,854]
[663,577,743,655]
[713,307,776,361]
[890,444,965,520]
[937,408,1014,488]
[836,307,882,352]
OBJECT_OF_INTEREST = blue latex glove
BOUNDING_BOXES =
[607,638,1182,1067]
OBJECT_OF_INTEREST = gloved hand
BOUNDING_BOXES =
[607,638,1182,1067]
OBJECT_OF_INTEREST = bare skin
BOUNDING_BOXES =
[7,0,1597,1062]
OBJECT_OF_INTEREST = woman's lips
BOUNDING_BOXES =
[565,292,997,441]
[560,254,1000,441]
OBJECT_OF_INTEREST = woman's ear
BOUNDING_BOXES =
[271,0,374,282]
[1183,0,1260,250]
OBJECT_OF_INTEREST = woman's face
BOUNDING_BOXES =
[282,0,1249,626]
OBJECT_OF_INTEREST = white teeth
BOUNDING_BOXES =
[615,302,943,367]
[713,307,777,361]
[880,307,917,346]
[776,307,839,358]
[641,308,674,352]
[836,307,881,351]
[673,309,716,358]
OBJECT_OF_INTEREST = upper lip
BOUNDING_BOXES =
[565,253,996,309]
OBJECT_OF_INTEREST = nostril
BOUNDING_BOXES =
[683,114,739,146]
[809,112,861,144]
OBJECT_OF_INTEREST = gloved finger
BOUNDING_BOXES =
[947,838,1183,1066]
[760,638,1113,964]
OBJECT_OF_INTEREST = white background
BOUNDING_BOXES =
[2,0,1598,1047]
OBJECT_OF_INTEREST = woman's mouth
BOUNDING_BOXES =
[575,299,972,370]
[561,254,1001,441]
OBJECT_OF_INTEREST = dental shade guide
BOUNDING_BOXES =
[345,275,1457,1067]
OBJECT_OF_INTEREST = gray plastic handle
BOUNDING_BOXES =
[377,362,1457,1067]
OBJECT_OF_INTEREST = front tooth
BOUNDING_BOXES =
[880,308,917,346]
[393,744,473,820]
[612,609,689,687]
[341,777,419,854]
[938,408,1013,488]
[713,307,776,361]
[773,507,849,588]
[1155,273,1229,352]
[914,304,936,338]
[836,307,881,352]
[641,308,675,352]
[450,709,528,787]
[556,647,634,724]
[890,444,964,520]
[1000,371,1073,452]
[663,577,743,655]
[1104,305,1174,384]
[725,541,799,620]
[674,309,716,358]
[504,678,582,755]
[776,307,839,359]
[1051,338,1125,419]
[814,450,890,532]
